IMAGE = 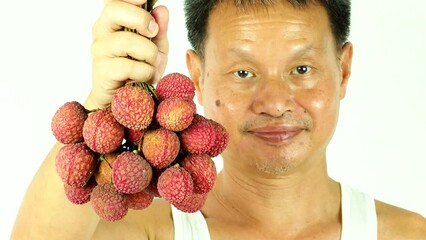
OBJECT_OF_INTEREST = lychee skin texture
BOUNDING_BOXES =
[156,97,195,132]
[157,166,194,205]
[180,114,216,154]
[83,108,124,154]
[90,183,128,222]
[127,190,154,210]
[64,180,96,205]
[94,151,121,185]
[144,168,162,198]
[51,101,87,144]
[124,128,144,145]
[142,128,180,169]
[155,73,195,101]
[173,192,208,213]
[55,143,96,187]
[181,154,217,194]
[112,151,153,194]
[111,84,155,130]
[206,120,229,157]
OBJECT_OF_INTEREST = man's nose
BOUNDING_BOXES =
[251,78,298,117]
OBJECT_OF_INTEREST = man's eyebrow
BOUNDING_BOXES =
[291,45,324,58]
[227,47,255,59]
[227,45,324,60]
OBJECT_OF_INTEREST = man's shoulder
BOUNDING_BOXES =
[375,200,426,239]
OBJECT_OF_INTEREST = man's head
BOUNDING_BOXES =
[183,0,353,175]
[184,0,351,57]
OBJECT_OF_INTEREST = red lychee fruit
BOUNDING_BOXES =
[124,128,144,145]
[206,120,229,157]
[181,154,216,194]
[144,167,162,198]
[90,183,128,222]
[112,151,153,194]
[64,179,96,205]
[157,166,194,205]
[83,108,124,154]
[127,190,154,210]
[55,143,96,187]
[180,114,216,154]
[156,97,196,132]
[111,84,155,130]
[172,192,208,213]
[142,128,180,169]
[51,101,88,144]
[94,151,121,185]
[155,73,195,101]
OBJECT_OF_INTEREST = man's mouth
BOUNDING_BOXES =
[247,126,304,144]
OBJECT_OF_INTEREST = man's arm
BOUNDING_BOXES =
[11,142,100,240]
[11,0,169,238]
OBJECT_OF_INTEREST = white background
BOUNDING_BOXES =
[1,0,425,239]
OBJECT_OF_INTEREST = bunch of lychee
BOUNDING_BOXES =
[51,73,229,221]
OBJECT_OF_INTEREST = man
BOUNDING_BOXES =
[11,0,426,239]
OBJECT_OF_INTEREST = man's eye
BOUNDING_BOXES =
[233,70,254,79]
[292,65,312,75]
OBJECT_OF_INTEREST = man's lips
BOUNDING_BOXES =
[247,126,304,143]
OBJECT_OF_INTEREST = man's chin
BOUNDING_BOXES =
[252,158,300,176]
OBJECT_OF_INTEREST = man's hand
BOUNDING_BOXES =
[89,0,169,109]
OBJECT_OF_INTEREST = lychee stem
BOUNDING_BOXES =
[137,140,142,153]
[127,82,158,101]
[146,0,158,12]
[98,154,113,169]
[85,108,101,114]
[142,82,158,101]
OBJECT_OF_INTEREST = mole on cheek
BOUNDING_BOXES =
[215,99,221,107]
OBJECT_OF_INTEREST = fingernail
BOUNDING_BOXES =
[148,20,157,34]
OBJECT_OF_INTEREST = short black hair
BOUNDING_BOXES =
[184,0,351,56]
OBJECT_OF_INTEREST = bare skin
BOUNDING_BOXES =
[11,0,426,239]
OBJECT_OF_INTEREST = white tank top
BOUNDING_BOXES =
[171,182,377,240]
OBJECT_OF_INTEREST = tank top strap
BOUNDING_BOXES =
[340,182,378,240]
[171,204,211,240]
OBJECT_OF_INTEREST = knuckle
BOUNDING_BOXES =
[91,20,99,38]
[144,64,156,80]
[90,38,107,59]
[90,40,99,57]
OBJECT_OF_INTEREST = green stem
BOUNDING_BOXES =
[147,0,158,12]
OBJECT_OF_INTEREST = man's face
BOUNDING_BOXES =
[189,2,352,174]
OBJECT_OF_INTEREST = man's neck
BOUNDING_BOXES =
[208,158,341,231]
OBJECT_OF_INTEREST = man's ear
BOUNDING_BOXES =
[186,50,204,106]
[339,42,353,100]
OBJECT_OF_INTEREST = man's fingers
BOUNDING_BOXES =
[149,5,169,82]
[151,5,170,56]
[93,1,158,40]
[91,31,159,66]
[93,57,156,84]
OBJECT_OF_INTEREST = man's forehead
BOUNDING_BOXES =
[201,6,337,62]
[208,2,329,33]
[210,0,325,22]
[206,1,333,46]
